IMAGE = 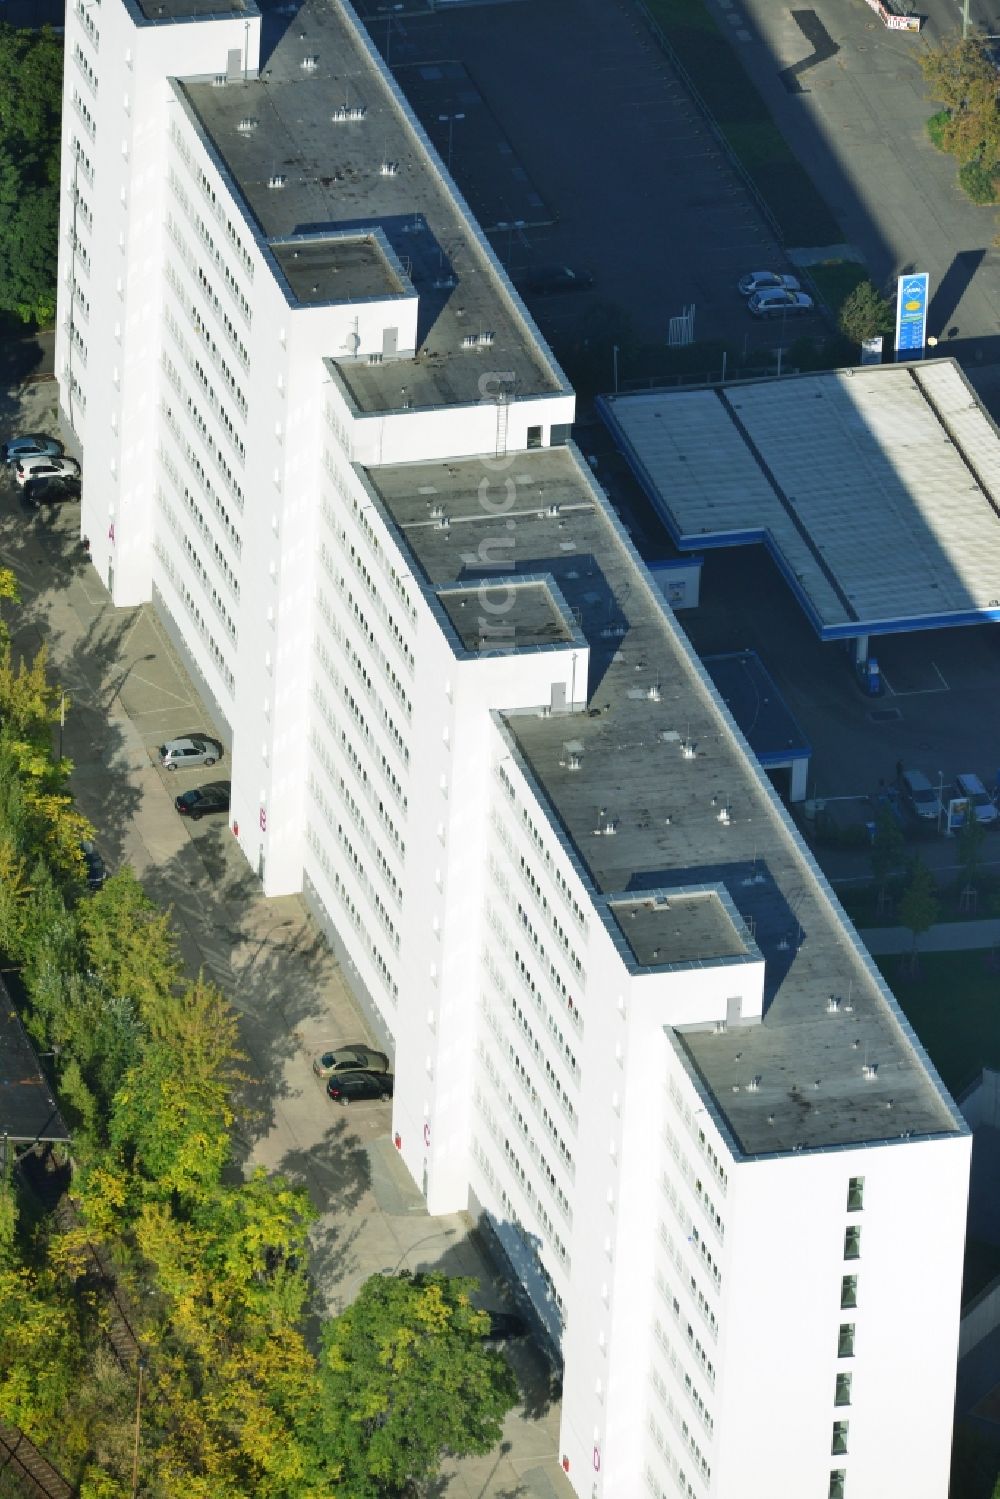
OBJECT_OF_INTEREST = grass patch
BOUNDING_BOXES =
[806,259,869,317]
[875,948,1000,1095]
[640,0,842,246]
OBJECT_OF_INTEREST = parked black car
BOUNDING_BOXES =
[326,1071,394,1106]
[23,474,81,506]
[174,781,231,820]
[80,839,106,890]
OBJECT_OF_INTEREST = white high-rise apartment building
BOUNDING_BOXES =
[56,2,970,1495]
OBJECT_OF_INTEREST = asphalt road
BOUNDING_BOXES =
[710,0,1000,360]
[371,0,819,369]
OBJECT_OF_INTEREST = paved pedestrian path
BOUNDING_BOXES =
[860,919,1000,957]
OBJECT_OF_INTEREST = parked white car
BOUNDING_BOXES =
[15,455,81,487]
[955,772,998,825]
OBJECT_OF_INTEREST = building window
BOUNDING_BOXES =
[838,1323,855,1358]
[829,1471,846,1499]
[835,1373,852,1407]
[844,1226,861,1260]
[840,1275,857,1309]
[527,424,542,450]
[832,1421,849,1456]
[847,1176,864,1212]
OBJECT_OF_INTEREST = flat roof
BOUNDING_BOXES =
[271,231,409,305]
[437,578,576,654]
[703,651,810,766]
[601,359,1000,640]
[133,0,248,18]
[364,444,962,1156]
[0,986,70,1145]
[179,0,567,411]
[609,891,751,969]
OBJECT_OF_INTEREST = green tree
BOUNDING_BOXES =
[898,857,940,973]
[920,35,1000,165]
[314,1271,518,1498]
[956,801,987,893]
[870,808,905,900]
[0,25,63,324]
[838,280,894,346]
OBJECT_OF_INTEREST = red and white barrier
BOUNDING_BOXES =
[864,0,921,30]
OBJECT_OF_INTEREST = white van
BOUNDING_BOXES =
[955,772,998,825]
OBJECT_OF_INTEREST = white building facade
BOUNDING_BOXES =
[57,3,970,1497]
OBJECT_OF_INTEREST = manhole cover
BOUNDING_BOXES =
[868,707,902,722]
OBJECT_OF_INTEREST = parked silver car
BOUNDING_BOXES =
[738,270,801,297]
[899,768,940,821]
[748,288,814,318]
[158,735,223,771]
[313,1044,391,1078]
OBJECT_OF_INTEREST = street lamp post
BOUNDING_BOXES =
[437,112,465,174]
[613,343,620,394]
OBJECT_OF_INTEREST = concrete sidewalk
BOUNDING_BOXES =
[861,919,1000,957]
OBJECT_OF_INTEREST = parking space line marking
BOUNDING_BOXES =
[879,661,949,697]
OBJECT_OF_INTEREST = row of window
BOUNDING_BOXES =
[74,0,99,49]
[657,1230,719,1347]
[161,355,246,507]
[338,531,415,672]
[658,1286,716,1388]
[169,126,256,285]
[161,449,243,559]
[651,1325,714,1437]
[71,135,94,185]
[499,1080,573,1221]
[648,1401,711,1494]
[308,775,401,951]
[317,584,411,731]
[317,721,407,853]
[346,490,417,621]
[328,567,411,766]
[516,850,586,981]
[312,672,408,817]
[482,967,579,1124]
[475,1089,571,1269]
[156,490,239,634]
[668,1074,729,1194]
[166,216,253,372]
[663,1122,725,1248]
[494,1177,565,1318]
[519,802,590,938]
[306,826,400,1005]
[72,87,96,138]
[505,1030,577,1128]
[155,544,234,693]
[73,43,98,94]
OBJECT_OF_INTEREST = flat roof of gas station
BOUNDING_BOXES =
[600,359,1000,641]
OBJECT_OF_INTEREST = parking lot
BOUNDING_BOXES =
[371,0,820,370]
[681,545,1000,885]
[0,380,569,1499]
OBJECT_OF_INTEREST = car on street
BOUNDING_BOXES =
[519,265,594,295]
[899,767,941,822]
[738,270,801,297]
[955,772,998,825]
[158,735,223,770]
[313,1044,391,1077]
[326,1070,394,1105]
[23,474,82,506]
[80,839,106,891]
[747,288,814,318]
[15,455,81,487]
[2,435,63,466]
[174,781,232,820]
